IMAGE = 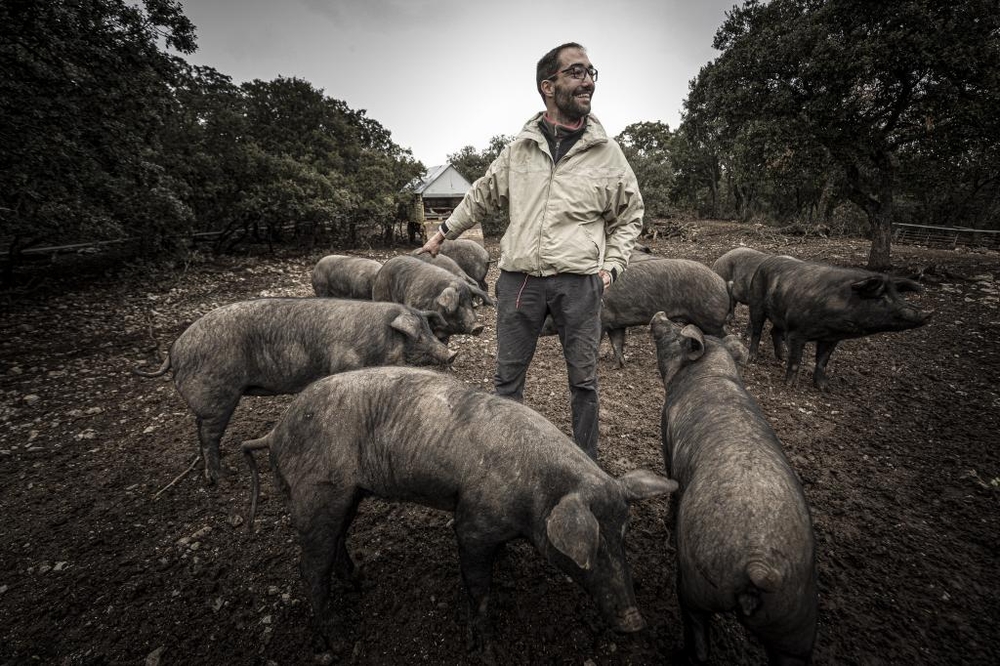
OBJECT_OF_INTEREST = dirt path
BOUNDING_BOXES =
[1,220,998,665]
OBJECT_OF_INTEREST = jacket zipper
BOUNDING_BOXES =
[538,141,557,271]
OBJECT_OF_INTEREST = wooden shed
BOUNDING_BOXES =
[405,164,481,242]
[409,164,472,219]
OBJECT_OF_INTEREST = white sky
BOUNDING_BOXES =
[177,0,734,167]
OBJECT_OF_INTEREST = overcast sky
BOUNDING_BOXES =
[177,0,735,167]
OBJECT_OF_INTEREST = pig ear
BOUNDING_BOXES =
[851,276,885,297]
[389,313,421,340]
[618,469,678,502]
[649,311,671,338]
[471,285,496,307]
[721,335,748,363]
[679,324,705,361]
[546,494,600,571]
[418,309,448,330]
[893,277,924,293]
[435,287,459,313]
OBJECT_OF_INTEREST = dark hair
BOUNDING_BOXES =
[536,42,585,100]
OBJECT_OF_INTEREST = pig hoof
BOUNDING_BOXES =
[615,608,647,633]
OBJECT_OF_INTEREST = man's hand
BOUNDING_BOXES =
[598,269,612,290]
[417,230,446,257]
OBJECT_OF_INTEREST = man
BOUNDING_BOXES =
[420,42,644,460]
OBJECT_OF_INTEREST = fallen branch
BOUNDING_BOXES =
[153,454,201,499]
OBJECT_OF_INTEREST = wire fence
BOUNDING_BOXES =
[892,223,1000,250]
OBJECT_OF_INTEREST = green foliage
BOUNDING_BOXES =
[447,135,513,237]
[0,0,424,283]
[0,0,197,264]
[676,0,1000,267]
[448,135,513,184]
[617,122,674,224]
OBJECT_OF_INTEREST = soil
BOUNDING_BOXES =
[1,220,998,666]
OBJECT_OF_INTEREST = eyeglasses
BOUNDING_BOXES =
[548,64,598,83]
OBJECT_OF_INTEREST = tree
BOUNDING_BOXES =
[617,122,674,224]
[0,0,196,279]
[670,83,724,219]
[447,135,513,236]
[699,0,1000,269]
[448,134,514,184]
[160,73,423,250]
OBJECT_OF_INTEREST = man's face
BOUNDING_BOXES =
[551,47,595,121]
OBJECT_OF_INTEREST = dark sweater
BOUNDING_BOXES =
[539,115,587,164]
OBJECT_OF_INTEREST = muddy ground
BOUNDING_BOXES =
[1,220,998,665]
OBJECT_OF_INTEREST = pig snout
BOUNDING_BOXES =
[914,307,934,324]
[468,322,484,336]
[612,607,646,633]
[444,349,459,364]
[898,304,933,328]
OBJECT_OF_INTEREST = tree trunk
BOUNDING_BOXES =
[843,151,895,271]
[866,155,895,271]
[867,206,893,271]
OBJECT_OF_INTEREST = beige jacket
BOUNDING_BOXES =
[442,113,644,279]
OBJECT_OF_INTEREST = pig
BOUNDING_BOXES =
[747,256,932,389]
[539,257,730,367]
[241,365,677,656]
[439,238,491,290]
[711,247,771,323]
[410,249,481,290]
[372,255,494,341]
[650,312,817,665]
[132,298,456,482]
[311,255,382,299]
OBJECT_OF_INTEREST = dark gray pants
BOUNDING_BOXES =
[494,270,603,459]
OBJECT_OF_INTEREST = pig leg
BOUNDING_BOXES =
[332,495,363,585]
[748,307,766,362]
[294,488,359,652]
[812,340,840,391]
[194,402,238,483]
[770,326,786,361]
[607,328,627,367]
[453,520,501,658]
[783,334,807,386]
[679,591,712,663]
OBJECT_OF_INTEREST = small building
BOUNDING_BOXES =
[405,164,481,242]
[409,164,472,218]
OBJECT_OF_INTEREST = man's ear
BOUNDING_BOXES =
[540,79,555,99]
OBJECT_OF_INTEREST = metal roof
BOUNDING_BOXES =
[406,164,472,196]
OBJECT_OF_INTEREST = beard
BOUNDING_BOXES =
[555,84,592,121]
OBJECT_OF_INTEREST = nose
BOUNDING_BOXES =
[468,323,484,336]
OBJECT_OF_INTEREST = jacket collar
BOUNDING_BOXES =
[518,111,608,155]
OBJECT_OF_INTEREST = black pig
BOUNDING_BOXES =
[650,312,817,665]
[748,256,931,389]
[372,255,494,340]
[242,366,677,657]
[410,249,481,290]
[133,299,456,482]
[600,258,731,367]
[440,238,491,290]
[539,258,730,367]
[711,247,772,322]
[311,255,382,299]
